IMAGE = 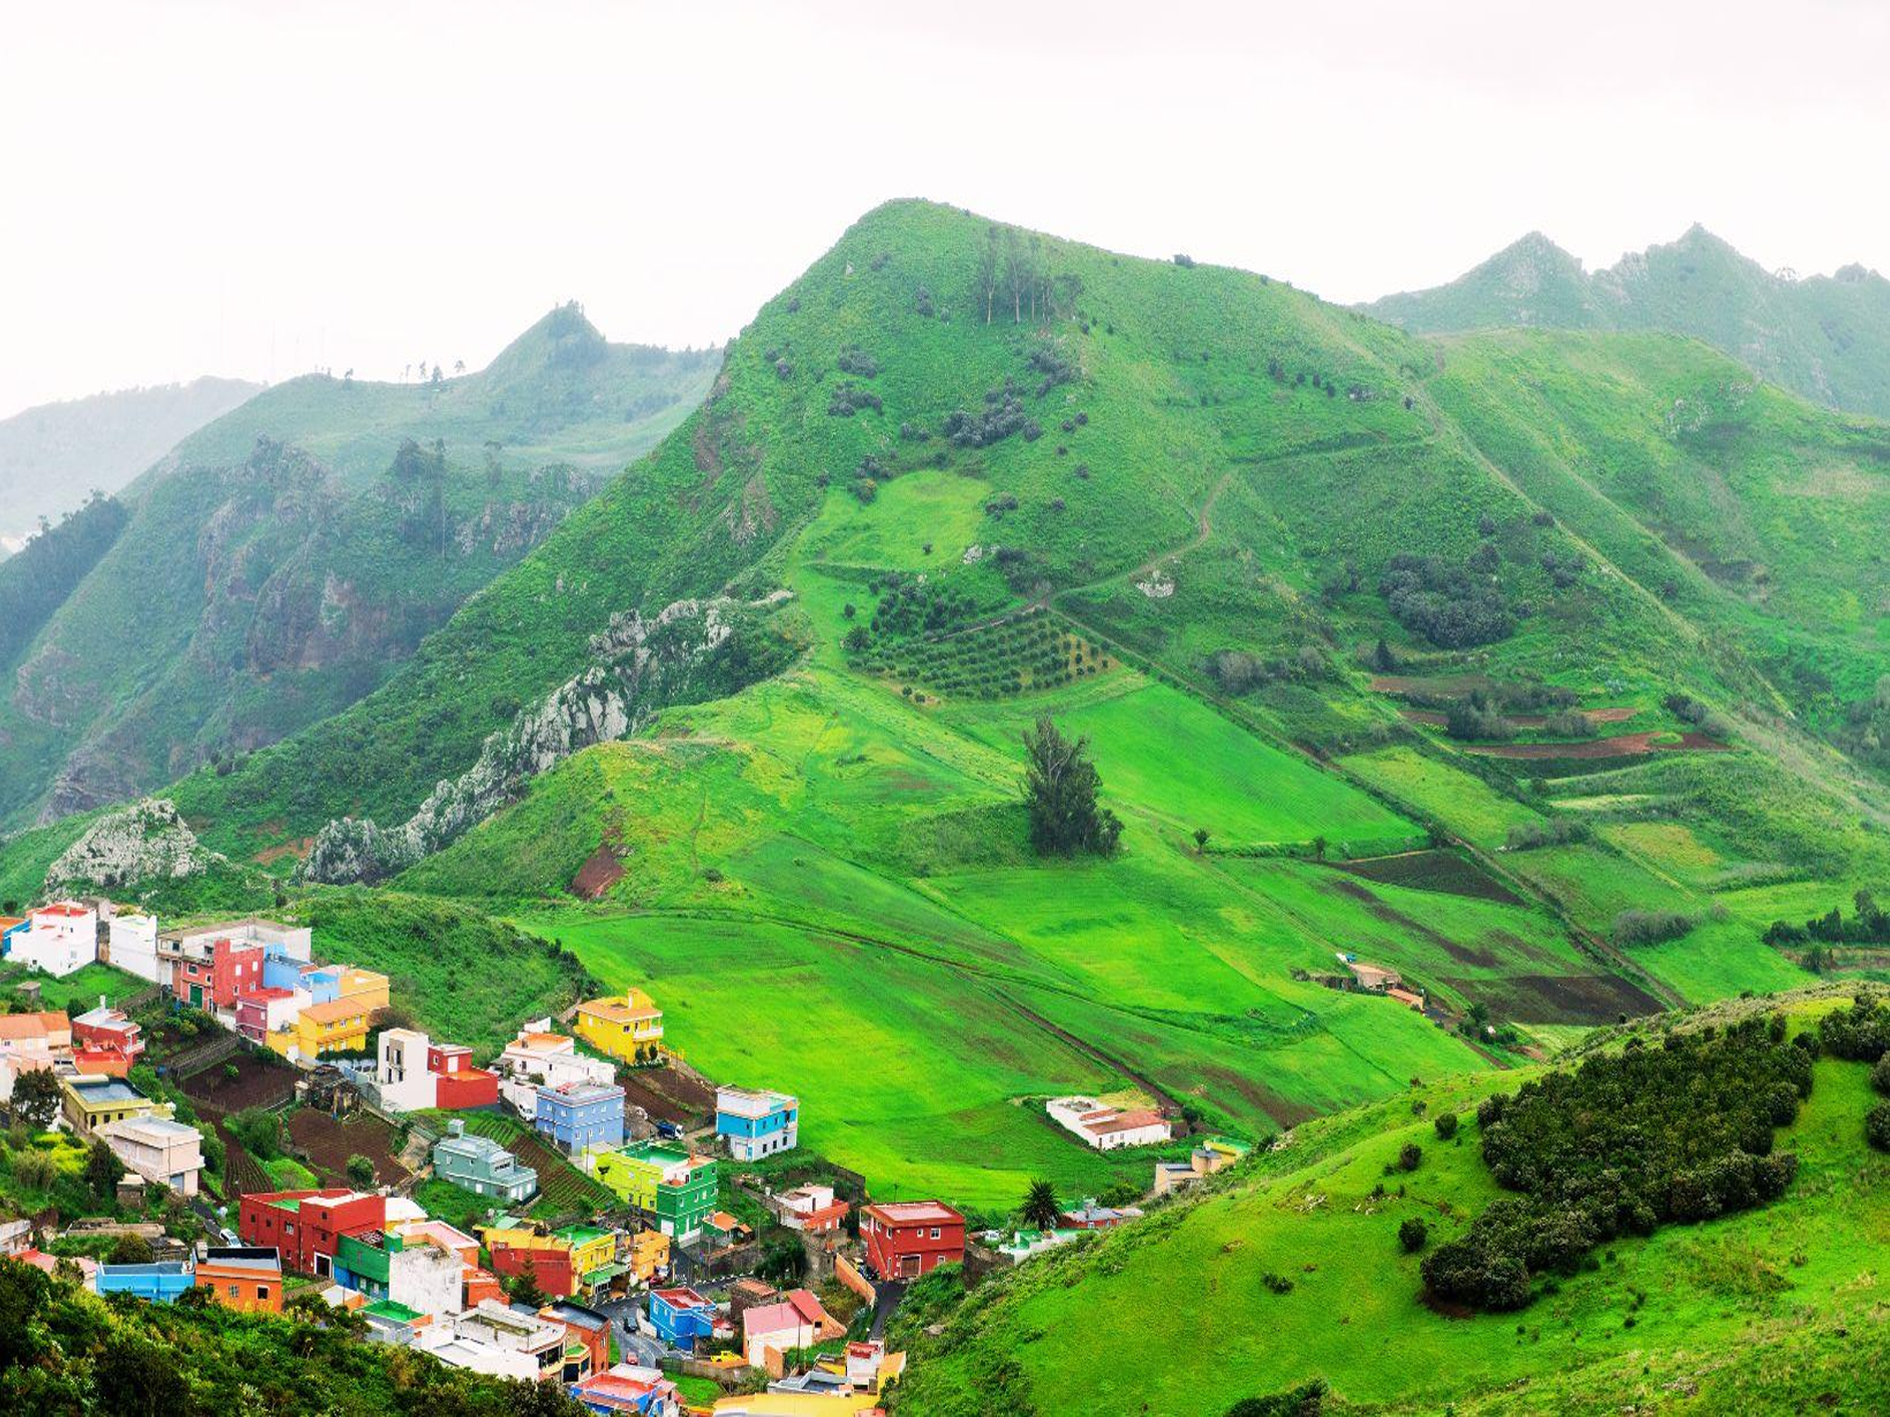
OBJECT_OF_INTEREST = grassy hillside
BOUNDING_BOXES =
[0,375,259,539]
[0,306,717,826]
[4,198,1884,1217]
[890,993,1888,1415]
[1364,225,1890,420]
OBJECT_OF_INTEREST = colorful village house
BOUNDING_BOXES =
[534,1078,626,1155]
[293,997,372,1059]
[378,1029,500,1112]
[432,1119,539,1202]
[569,1362,683,1414]
[592,1140,718,1243]
[646,1285,717,1352]
[480,1225,579,1298]
[495,1020,618,1119]
[60,1074,161,1135]
[333,1226,465,1319]
[94,1260,193,1302]
[715,1086,798,1161]
[573,989,664,1062]
[539,1298,612,1383]
[860,1200,965,1280]
[99,1113,205,1196]
[194,1246,283,1313]
[239,1189,387,1280]
[71,997,144,1067]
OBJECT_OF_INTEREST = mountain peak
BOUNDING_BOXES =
[483,302,611,386]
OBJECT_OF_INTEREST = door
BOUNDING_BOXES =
[900,1253,920,1278]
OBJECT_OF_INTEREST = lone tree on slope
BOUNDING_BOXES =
[1022,716,1122,858]
[1022,1179,1062,1231]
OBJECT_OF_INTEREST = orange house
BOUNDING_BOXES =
[195,1246,283,1313]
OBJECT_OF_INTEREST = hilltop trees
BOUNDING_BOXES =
[1022,716,1122,858]
[1422,1017,1809,1311]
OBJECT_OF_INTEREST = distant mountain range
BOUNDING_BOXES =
[1361,226,1890,418]
[0,305,717,826]
[0,376,261,541]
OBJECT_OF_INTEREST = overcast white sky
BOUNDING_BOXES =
[2,0,1887,419]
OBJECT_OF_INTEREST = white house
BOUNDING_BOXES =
[413,1328,541,1382]
[9,902,99,978]
[1046,1095,1173,1151]
[386,1233,465,1320]
[105,911,160,983]
[375,1028,440,1112]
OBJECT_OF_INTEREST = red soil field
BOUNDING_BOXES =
[1463,731,1731,760]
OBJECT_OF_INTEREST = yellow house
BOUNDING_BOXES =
[477,1225,565,1256]
[552,1224,617,1276]
[573,989,663,1061]
[61,1076,165,1135]
[336,968,390,1014]
[626,1228,669,1283]
[295,998,370,1058]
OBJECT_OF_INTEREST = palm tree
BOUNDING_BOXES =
[1021,1179,1061,1232]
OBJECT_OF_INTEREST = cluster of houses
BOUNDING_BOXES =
[3,903,1253,1411]
[2,1220,285,1310]
[0,900,409,1065]
[0,1001,211,1201]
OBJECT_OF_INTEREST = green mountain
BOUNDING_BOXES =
[5,197,1886,1217]
[0,306,717,826]
[0,376,260,541]
[1363,225,1890,418]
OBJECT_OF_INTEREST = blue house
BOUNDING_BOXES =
[647,1285,716,1351]
[95,1261,194,1303]
[533,1080,624,1155]
[714,1086,799,1162]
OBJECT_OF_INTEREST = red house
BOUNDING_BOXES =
[428,1042,499,1109]
[239,1189,386,1278]
[71,1000,144,1066]
[175,936,265,1010]
[487,1238,578,1298]
[860,1200,965,1280]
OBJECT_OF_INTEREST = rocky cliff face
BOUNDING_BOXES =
[301,593,797,884]
[26,441,600,825]
[46,797,226,892]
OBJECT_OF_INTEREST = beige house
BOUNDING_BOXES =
[98,1114,205,1197]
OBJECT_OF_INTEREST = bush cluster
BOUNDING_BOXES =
[1764,892,1890,949]
[1379,554,1515,649]
[1505,818,1593,851]
[1819,995,1890,1063]
[1423,1018,1808,1311]
[943,381,1035,447]
[835,347,879,378]
[826,382,883,417]
[1612,908,1696,947]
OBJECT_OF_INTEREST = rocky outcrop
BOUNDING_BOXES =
[301,593,796,884]
[46,798,226,891]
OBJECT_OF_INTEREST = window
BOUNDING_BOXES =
[228,1284,239,1296]
[256,1286,269,1300]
